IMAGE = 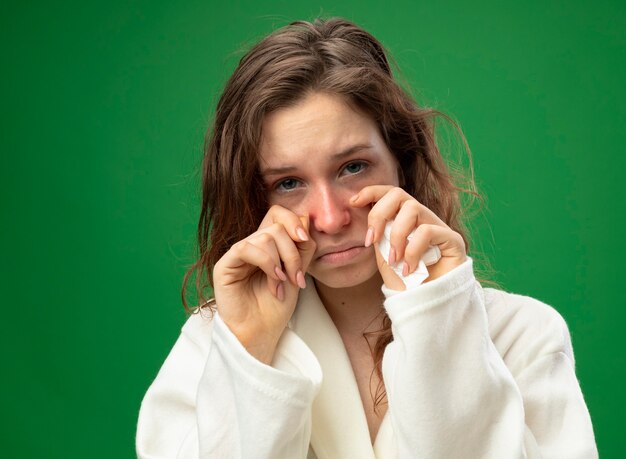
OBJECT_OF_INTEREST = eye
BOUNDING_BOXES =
[275,177,302,192]
[342,161,368,176]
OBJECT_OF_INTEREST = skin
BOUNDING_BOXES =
[212,91,468,443]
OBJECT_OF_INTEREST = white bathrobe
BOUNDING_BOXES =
[136,257,598,458]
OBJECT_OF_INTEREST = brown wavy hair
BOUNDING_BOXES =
[182,16,499,413]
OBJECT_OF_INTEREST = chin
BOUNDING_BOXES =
[308,257,380,290]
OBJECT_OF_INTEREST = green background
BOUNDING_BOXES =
[2,1,624,457]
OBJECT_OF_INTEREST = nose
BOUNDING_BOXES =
[305,184,351,235]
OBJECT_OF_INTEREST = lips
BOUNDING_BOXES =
[315,241,365,259]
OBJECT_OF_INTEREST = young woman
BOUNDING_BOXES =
[136,17,597,458]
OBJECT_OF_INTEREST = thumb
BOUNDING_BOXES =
[297,215,317,272]
[373,242,406,291]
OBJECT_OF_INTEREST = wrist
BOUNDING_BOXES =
[229,326,280,365]
[242,340,278,365]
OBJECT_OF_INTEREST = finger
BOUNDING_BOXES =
[226,239,284,299]
[351,185,447,228]
[245,232,298,297]
[296,215,317,275]
[244,238,285,300]
[260,223,306,288]
[349,185,397,208]
[403,224,462,274]
[228,239,284,283]
[267,275,284,302]
[259,204,310,242]
[373,242,406,291]
[387,199,421,264]
[363,187,413,246]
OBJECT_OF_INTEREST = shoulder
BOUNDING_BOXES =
[178,306,216,355]
[481,286,575,377]
[140,308,217,401]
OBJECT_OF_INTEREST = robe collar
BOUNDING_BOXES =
[288,275,396,459]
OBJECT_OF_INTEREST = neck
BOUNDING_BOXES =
[314,272,386,337]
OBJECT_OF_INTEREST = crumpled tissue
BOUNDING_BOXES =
[378,221,441,289]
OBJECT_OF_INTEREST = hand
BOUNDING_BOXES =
[212,205,317,363]
[350,185,467,290]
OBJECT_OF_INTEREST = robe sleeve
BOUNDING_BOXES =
[136,310,322,459]
[380,257,598,459]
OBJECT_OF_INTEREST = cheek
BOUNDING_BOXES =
[282,197,314,218]
[358,162,400,189]
[376,164,400,187]
[266,193,304,214]
[350,203,371,225]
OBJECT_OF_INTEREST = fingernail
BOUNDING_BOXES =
[276,282,285,301]
[274,266,287,281]
[402,262,410,277]
[388,247,396,265]
[296,227,309,241]
[350,193,359,203]
[296,270,307,289]
[364,226,374,247]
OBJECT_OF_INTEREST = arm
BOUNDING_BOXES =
[136,313,207,459]
[136,311,322,459]
[137,206,321,458]
[380,257,598,459]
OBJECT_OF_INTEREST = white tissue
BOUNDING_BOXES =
[378,221,441,288]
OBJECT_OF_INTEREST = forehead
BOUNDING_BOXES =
[259,92,381,167]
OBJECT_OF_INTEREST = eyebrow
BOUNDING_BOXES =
[260,143,374,176]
